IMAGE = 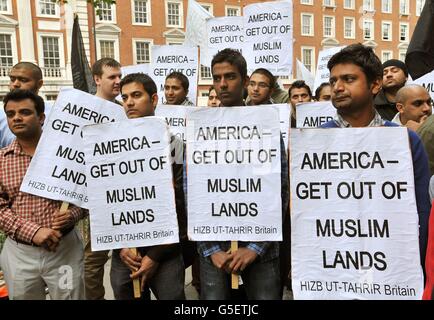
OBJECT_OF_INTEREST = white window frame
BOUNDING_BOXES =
[400,0,410,15]
[0,28,18,77]
[199,2,213,15]
[96,3,117,24]
[36,0,60,18]
[301,46,316,74]
[300,0,313,5]
[343,17,355,39]
[165,0,184,28]
[0,0,12,15]
[363,19,375,40]
[225,5,241,17]
[200,64,212,81]
[132,38,153,64]
[323,15,335,38]
[399,22,409,42]
[301,13,314,36]
[344,0,355,9]
[131,0,152,26]
[381,0,392,13]
[96,35,120,61]
[363,0,375,12]
[399,50,406,62]
[381,50,393,63]
[37,32,65,79]
[382,21,392,41]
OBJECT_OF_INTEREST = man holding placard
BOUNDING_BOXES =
[323,44,430,273]
[84,58,123,300]
[0,90,86,299]
[246,68,275,106]
[109,73,186,300]
[195,48,289,300]
[164,72,194,107]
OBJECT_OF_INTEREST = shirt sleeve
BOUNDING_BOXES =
[197,241,222,257]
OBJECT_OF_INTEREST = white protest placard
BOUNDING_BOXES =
[204,16,244,67]
[122,64,150,77]
[151,45,199,105]
[290,127,424,300]
[314,46,345,91]
[255,104,290,151]
[187,107,282,241]
[411,69,434,101]
[20,88,127,209]
[82,117,180,251]
[296,101,336,128]
[296,59,315,91]
[243,0,293,76]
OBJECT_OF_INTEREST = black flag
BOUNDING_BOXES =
[71,15,96,94]
[405,0,434,80]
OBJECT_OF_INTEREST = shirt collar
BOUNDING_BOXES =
[333,110,385,128]
[3,139,24,156]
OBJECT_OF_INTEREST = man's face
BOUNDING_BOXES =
[382,66,407,90]
[121,82,157,119]
[94,66,122,100]
[330,63,381,115]
[212,62,247,107]
[5,99,44,139]
[397,87,433,124]
[289,88,311,108]
[164,78,187,105]
[9,68,42,93]
[207,89,220,107]
[247,73,273,105]
[318,85,332,101]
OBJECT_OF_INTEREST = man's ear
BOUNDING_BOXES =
[39,112,46,126]
[371,78,382,95]
[151,93,158,109]
[243,75,250,89]
[36,79,43,93]
[396,102,405,114]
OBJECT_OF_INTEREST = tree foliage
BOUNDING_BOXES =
[56,0,116,7]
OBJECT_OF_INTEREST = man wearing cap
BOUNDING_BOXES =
[374,59,409,121]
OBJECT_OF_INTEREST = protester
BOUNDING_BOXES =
[374,59,408,121]
[315,82,332,101]
[207,86,220,107]
[164,72,194,106]
[288,80,313,127]
[0,89,86,299]
[392,84,432,132]
[0,62,48,148]
[246,68,275,105]
[322,44,431,270]
[417,115,434,176]
[84,58,122,300]
[111,73,186,300]
[197,48,289,300]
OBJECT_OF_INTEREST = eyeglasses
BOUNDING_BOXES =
[248,81,270,89]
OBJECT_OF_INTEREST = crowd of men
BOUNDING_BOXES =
[0,43,433,300]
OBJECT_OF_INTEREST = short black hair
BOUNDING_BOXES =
[165,71,189,92]
[3,89,45,115]
[289,80,313,98]
[250,68,276,89]
[327,43,382,85]
[92,58,121,77]
[12,62,43,82]
[211,48,247,79]
[120,73,157,97]
[208,85,216,94]
[315,82,331,100]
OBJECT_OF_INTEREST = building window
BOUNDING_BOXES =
[226,6,240,16]
[39,0,57,16]
[344,0,355,9]
[199,3,213,15]
[382,22,392,41]
[382,51,393,63]
[301,47,314,73]
[323,16,335,38]
[42,36,61,77]
[300,0,313,5]
[400,0,409,15]
[135,41,151,64]
[301,14,314,36]
[45,94,58,101]
[399,50,406,61]
[323,0,335,7]
[200,65,212,80]
[96,2,116,22]
[99,40,115,59]
[364,20,374,40]
[382,0,392,13]
[416,0,426,16]
[400,23,409,42]
[166,1,183,27]
[0,0,11,13]
[363,0,375,11]
[0,34,13,77]
[344,17,355,39]
[133,0,151,25]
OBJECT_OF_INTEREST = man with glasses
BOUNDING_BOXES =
[246,68,275,106]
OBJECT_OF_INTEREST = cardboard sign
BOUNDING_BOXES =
[20,88,127,208]
[187,107,282,241]
[290,127,424,300]
[314,46,345,91]
[83,117,179,251]
[296,101,336,128]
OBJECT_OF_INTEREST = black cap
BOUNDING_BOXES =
[382,59,408,77]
